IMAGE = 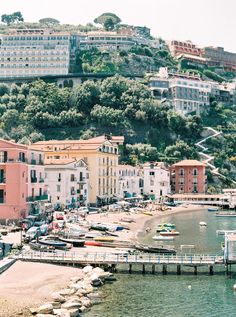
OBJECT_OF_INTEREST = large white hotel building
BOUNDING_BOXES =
[0,29,70,78]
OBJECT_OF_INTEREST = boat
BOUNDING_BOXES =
[84,241,103,247]
[120,218,135,223]
[58,237,85,247]
[38,238,68,248]
[135,243,176,254]
[90,224,108,231]
[199,221,207,226]
[152,235,174,241]
[216,212,236,217]
[94,236,115,242]
[29,241,55,252]
[160,230,180,236]
[208,207,219,212]
[105,231,119,237]
[142,211,153,216]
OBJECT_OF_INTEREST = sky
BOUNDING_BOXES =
[0,0,236,52]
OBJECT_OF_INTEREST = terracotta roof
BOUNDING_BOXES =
[33,135,124,147]
[45,158,76,166]
[172,160,206,167]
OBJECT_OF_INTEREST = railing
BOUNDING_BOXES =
[26,194,48,202]
[18,250,222,266]
[0,178,6,183]
[31,159,37,165]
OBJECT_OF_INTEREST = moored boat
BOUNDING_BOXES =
[58,237,85,247]
[135,243,176,254]
[142,211,153,216]
[208,207,219,212]
[160,230,180,236]
[216,212,236,217]
[199,221,207,226]
[152,235,174,241]
[38,238,68,248]
[84,241,103,247]
[94,236,115,242]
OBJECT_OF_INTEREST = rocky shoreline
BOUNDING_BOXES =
[28,265,115,317]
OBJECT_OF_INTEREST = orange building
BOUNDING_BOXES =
[171,160,206,194]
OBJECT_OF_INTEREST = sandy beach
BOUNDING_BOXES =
[0,204,206,316]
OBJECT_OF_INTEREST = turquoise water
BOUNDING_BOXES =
[86,209,236,317]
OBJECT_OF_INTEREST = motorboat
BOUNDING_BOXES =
[199,221,207,226]
[38,237,68,249]
[216,212,236,217]
[160,230,180,236]
[120,217,135,223]
[152,235,174,241]
[135,243,176,254]
[29,241,55,252]
[208,207,219,212]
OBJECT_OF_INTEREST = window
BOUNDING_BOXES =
[57,185,61,192]
[58,173,61,182]
[193,168,198,176]
[149,171,155,176]
[70,174,75,181]
[0,189,4,203]
[179,169,184,176]
[0,151,7,163]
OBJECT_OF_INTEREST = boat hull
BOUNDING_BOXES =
[58,237,85,247]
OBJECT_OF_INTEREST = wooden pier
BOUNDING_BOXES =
[17,251,224,275]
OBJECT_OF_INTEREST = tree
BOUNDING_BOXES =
[104,18,115,31]
[0,83,10,96]
[94,13,121,29]
[1,11,23,25]
[164,140,198,161]
[39,17,60,26]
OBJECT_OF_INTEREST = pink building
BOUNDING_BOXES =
[171,160,206,194]
[0,140,48,222]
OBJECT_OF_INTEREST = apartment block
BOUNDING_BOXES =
[171,160,206,194]
[32,135,124,206]
[118,165,143,198]
[202,46,236,72]
[0,29,70,78]
[168,40,202,57]
[0,139,48,222]
[149,67,211,115]
[45,159,88,209]
[143,162,170,201]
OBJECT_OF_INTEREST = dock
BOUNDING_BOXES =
[18,250,224,275]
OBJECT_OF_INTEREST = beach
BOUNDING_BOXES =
[0,204,206,316]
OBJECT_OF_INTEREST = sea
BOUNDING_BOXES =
[85,208,236,317]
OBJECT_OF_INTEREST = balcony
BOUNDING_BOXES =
[31,177,37,183]
[27,194,48,202]
[31,159,36,165]
[39,178,44,183]
[39,160,44,165]
[0,177,5,183]
[77,177,86,183]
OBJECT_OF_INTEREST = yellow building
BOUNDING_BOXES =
[32,135,124,206]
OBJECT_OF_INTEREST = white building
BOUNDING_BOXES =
[0,29,70,78]
[149,67,212,115]
[118,165,143,198]
[143,162,170,201]
[45,159,89,209]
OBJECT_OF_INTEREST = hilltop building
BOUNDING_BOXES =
[0,29,70,78]
[149,67,211,115]
[32,135,124,206]
[171,159,206,194]
[0,139,48,222]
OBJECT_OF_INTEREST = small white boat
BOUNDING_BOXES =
[159,230,180,236]
[199,221,207,226]
[152,235,174,241]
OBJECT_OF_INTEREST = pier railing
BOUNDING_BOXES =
[18,251,223,266]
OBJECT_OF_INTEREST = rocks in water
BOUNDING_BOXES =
[82,265,93,274]
[37,303,53,314]
[61,301,81,310]
[53,309,70,317]
[33,266,116,317]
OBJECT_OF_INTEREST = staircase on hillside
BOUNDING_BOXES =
[195,127,236,185]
